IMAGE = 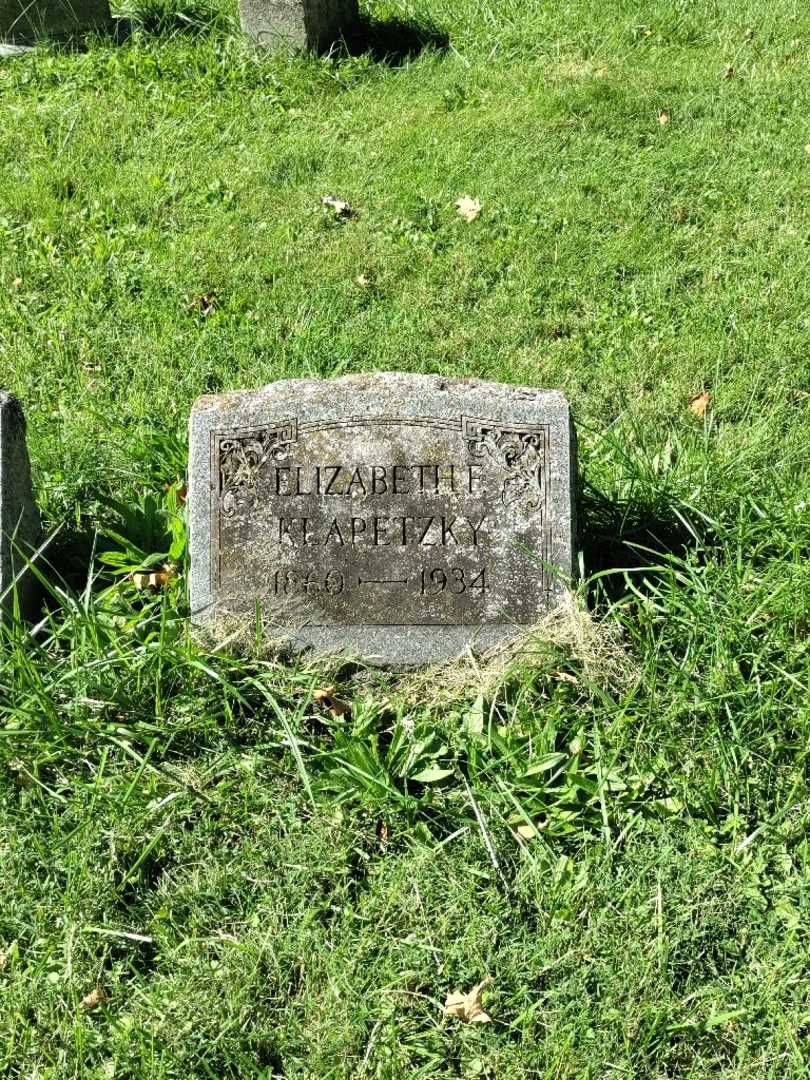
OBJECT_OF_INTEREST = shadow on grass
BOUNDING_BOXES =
[122,1,447,54]
[31,525,103,605]
[2,17,131,52]
[342,11,449,64]
[578,481,710,604]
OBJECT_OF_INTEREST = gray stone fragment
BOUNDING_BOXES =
[0,41,34,55]
[189,373,577,667]
[239,0,358,52]
[0,392,41,621]
[0,0,112,45]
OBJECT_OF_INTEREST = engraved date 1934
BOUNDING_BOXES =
[418,567,487,594]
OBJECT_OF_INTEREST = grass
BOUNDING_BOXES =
[2,0,810,1074]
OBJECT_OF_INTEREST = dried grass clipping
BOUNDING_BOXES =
[390,596,636,711]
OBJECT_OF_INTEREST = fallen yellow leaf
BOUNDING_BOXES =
[552,671,579,685]
[443,977,492,1023]
[130,563,178,591]
[455,196,481,222]
[688,390,712,419]
[80,986,106,1010]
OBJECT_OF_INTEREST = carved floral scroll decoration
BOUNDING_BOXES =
[465,419,545,514]
[219,421,296,517]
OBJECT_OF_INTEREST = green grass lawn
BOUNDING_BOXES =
[2,0,810,1074]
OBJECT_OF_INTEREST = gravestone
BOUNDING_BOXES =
[189,374,577,666]
[0,0,112,49]
[0,393,41,620]
[239,0,358,52]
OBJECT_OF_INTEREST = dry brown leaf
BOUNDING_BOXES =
[658,110,670,125]
[313,686,351,718]
[552,671,579,685]
[164,482,188,505]
[322,195,354,219]
[130,563,177,591]
[443,977,492,1023]
[455,196,481,222]
[688,390,712,419]
[723,64,736,79]
[80,986,106,1011]
[8,759,33,788]
[189,290,219,318]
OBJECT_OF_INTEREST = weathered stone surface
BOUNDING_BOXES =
[189,374,577,667]
[0,0,111,44]
[0,392,41,620]
[239,0,358,52]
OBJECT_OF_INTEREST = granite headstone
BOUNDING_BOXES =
[239,0,357,52]
[189,374,577,666]
[0,392,41,620]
